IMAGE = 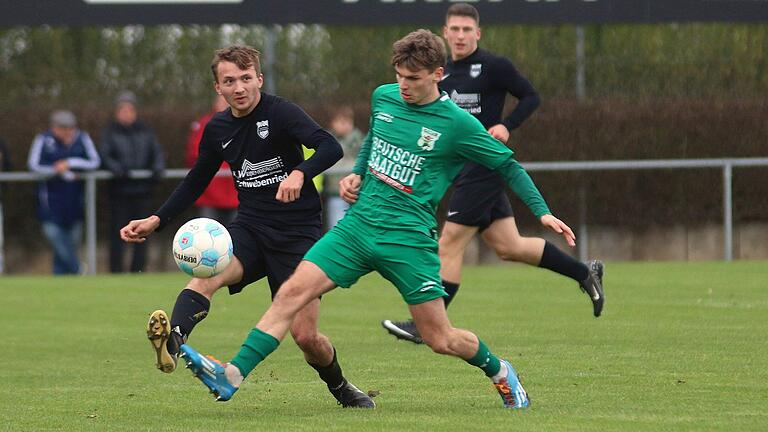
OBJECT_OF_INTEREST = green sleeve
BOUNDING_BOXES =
[353,88,380,176]
[352,126,372,175]
[452,111,551,218]
[496,157,551,219]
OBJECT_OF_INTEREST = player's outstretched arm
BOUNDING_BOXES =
[339,173,361,204]
[120,215,161,243]
[540,214,576,247]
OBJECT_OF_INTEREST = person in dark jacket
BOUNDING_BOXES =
[28,110,101,275]
[100,91,165,273]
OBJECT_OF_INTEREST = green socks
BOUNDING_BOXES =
[466,339,502,377]
[230,328,280,378]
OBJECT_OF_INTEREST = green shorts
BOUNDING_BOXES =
[303,216,447,305]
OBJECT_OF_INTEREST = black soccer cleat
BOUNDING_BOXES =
[579,260,605,317]
[167,326,185,357]
[329,380,376,408]
[381,319,423,344]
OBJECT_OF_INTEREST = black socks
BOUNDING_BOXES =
[170,288,211,340]
[442,280,460,308]
[539,241,589,282]
[308,348,345,389]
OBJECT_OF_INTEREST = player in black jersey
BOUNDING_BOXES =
[121,45,374,408]
[382,3,604,344]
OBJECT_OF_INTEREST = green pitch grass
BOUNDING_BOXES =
[1,262,766,431]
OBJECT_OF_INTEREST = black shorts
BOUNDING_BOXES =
[445,163,514,231]
[226,221,321,297]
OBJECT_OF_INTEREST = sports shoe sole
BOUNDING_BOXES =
[381,320,423,344]
[147,309,176,373]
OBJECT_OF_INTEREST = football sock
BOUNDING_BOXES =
[466,338,501,377]
[441,280,460,309]
[170,288,210,339]
[225,364,244,387]
[308,347,345,389]
[230,327,280,378]
[491,361,508,384]
[538,241,589,282]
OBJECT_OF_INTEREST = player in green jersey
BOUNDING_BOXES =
[179,29,576,409]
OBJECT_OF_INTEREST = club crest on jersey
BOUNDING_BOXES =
[470,63,482,78]
[417,127,441,151]
[257,120,269,139]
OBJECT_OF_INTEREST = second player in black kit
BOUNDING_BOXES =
[122,45,374,408]
[441,44,539,231]
[382,3,605,345]
[155,93,331,294]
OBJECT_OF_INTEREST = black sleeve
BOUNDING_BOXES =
[494,57,541,131]
[278,101,343,179]
[153,127,221,231]
[295,129,342,179]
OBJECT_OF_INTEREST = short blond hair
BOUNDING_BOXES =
[391,29,446,72]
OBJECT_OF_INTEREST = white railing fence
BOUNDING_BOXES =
[2,157,767,274]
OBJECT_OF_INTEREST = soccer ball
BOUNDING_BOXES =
[172,218,233,278]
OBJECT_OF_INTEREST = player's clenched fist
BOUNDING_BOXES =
[339,173,361,204]
[275,170,305,203]
[120,215,160,243]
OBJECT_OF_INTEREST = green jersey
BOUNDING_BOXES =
[349,83,550,234]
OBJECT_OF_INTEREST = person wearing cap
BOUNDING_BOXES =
[28,110,101,275]
[100,91,166,273]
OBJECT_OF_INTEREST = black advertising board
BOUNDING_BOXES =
[1,0,766,27]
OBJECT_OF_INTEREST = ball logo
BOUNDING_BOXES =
[173,251,197,264]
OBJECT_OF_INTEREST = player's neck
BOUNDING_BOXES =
[416,87,441,106]
[451,47,478,62]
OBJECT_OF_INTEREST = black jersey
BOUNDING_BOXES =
[155,93,342,230]
[440,48,539,131]
[440,48,540,186]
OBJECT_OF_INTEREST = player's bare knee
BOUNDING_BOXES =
[273,284,314,315]
[422,334,451,354]
[291,328,319,351]
[494,241,525,261]
[186,278,219,298]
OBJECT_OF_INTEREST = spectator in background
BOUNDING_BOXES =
[0,137,13,274]
[27,110,100,275]
[185,94,238,224]
[100,91,165,273]
[324,106,363,229]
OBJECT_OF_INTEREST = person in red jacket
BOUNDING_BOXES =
[185,95,238,224]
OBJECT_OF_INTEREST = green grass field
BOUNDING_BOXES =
[1,262,766,431]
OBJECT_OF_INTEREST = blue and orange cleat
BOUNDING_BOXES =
[493,359,530,409]
[179,344,239,402]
